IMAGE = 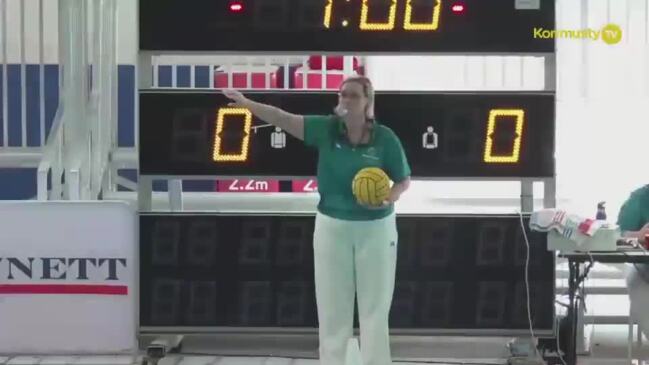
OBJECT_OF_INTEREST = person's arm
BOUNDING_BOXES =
[383,129,412,204]
[386,177,411,203]
[622,222,649,239]
[617,191,649,239]
[223,89,305,140]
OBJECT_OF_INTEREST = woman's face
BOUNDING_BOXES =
[338,81,368,117]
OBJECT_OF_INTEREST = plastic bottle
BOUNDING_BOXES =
[596,201,607,220]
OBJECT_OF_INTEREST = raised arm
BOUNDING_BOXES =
[223,89,305,140]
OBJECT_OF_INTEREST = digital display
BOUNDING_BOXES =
[139,0,556,53]
[139,91,555,178]
[139,213,555,332]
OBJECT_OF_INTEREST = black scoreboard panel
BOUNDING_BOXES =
[139,91,555,178]
[139,0,555,53]
[139,213,555,332]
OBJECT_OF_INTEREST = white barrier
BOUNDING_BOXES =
[0,201,137,355]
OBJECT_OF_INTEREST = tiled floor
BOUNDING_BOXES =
[2,325,649,364]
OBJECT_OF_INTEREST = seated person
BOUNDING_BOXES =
[618,184,649,337]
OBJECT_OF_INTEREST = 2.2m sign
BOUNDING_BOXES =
[217,179,280,192]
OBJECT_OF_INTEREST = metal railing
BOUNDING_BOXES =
[36,0,117,200]
[0,0,57,168]
[88,0,117,199]
[150,55,354,90]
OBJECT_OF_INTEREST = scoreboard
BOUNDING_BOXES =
[140,213,555,333]
[137,0,557,337]
[140,91,555,178]
[140,0,556,53]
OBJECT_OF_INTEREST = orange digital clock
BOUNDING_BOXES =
[139,0,555,53]
[324,0,442,31]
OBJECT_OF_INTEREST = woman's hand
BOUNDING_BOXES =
[639,222,649,238]
[637,223,649,247]
[357,200,389,210]
[356,178,409,210]
[356,195,394,210]
[223,89,249,107]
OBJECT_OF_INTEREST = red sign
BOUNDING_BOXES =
[0,284,127,295]
[217,179,280,192]
[292,179,318,193]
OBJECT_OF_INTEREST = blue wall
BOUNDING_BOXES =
[0,64,59,147]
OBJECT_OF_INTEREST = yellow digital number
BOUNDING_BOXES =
[323,0,333,28]
[360,0,398,31]
[483,109,525,163]
[213,108,253,162]
[404,0,442,31]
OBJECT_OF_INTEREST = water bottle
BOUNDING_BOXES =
[596,201,607,220]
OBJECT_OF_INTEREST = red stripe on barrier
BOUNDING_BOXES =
[0,284,128,295]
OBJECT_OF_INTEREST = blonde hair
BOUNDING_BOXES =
[339,75,375,120]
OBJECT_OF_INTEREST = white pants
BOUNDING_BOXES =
[626,264,649,338]
[313,212,398,365]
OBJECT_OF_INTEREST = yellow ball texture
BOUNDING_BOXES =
[352,167,391,206]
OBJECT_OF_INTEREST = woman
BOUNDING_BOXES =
[223,76,411,365]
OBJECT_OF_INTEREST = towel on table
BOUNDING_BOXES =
[529,209,606,245]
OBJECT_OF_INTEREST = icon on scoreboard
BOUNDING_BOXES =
[422,126,439,150]
[271,127,287,149]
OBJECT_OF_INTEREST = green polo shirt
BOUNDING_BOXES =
[303,115,411,221]
[617,185,649,273]
[617,184,649,233]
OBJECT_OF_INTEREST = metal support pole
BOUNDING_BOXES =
[544,178,557,208]
[59,0,89,200]
[520,179,534,213]
[168,179,183,211]
[138,175,153,211]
